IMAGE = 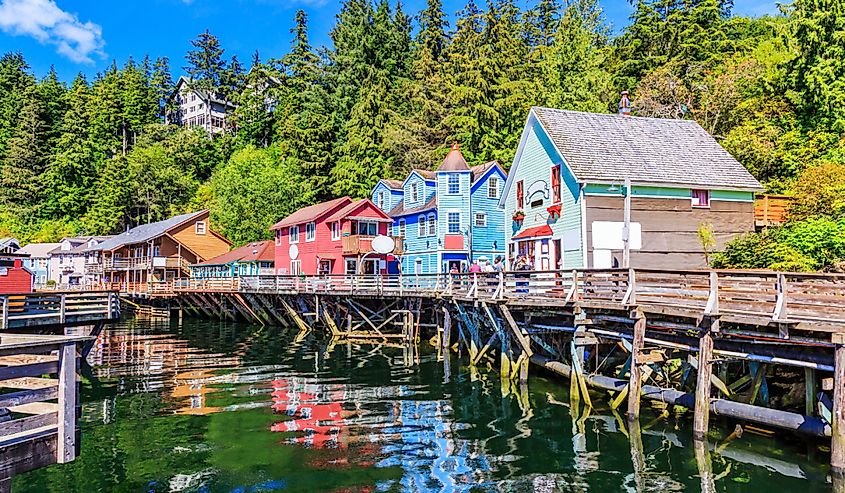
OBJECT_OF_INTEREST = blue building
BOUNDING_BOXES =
[372,144,507,274]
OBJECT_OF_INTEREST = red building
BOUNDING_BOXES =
[271,197,400,275]
[0,258,33,294]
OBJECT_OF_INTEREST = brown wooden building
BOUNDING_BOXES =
[87,210,231,290]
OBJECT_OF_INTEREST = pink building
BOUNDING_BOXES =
[271,197,400,275]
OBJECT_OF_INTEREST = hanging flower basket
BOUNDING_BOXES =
[547,204,561,220]
[512,210,525,222]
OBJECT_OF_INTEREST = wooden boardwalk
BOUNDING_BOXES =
[0,291,119,489]
[122,269,845,473]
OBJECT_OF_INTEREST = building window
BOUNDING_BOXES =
[305,222,316,241]
[474,212,487,227]
[410,182,419,203]
[357,221,378,236]
[377,191,385,209]
[448,212,461,234]
[427,213,436,236]
[289,226,299,243]
[448,174,460,194]
[551,165,561,203]
[331,222,340,240]
[191,93,196,102]
[418,215,426,237]
[195,221,206,235]
[414,258,423,274]
[692,189,710,208]
[488,177,499,199]
[290,260,302,275]
[398,219,406,237]
[516,180,524,209]
[275,230,281,246]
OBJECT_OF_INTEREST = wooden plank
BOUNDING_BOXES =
[833,338,845,473]
[0,386,58,409]
[693,317,716,440]
[627,310,646,420]
[8,402,59,415]
[0,412,58,437]
[0,431,58,478]
[56,342,76,463]
[0,361,58,382]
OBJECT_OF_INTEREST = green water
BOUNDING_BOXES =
[13,316,834,492]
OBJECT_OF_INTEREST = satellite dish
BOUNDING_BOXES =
[289,244,299,260]
[371,235,395,254]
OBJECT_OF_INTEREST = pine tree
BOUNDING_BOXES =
[84,156,132,234]
[150,57,174,119]
[0,84,49,211]
[37,66,67,147]
[88,64,124,159]
[120,57,156,152]
[44,74,97,218]
[0,53,35,162]
[384,0,451,171]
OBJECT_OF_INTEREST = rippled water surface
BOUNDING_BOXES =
[13,316,834,492]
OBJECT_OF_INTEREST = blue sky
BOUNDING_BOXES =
[1,0,781,82]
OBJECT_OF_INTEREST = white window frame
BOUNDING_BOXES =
[410,182,420,203]
[290,260,302,275]
[378,191,385,209]
[448,174,460,194]
[195,221,207,235]
[275,230,281,246]
[305,221,316,242]
[474,212,487,227]
[414,258,423,274]
[357,221,378,237]
[692,189,711,208]
[289,225,300,244]
[331,221,341,241]
[427,213,436,236]
[488,177,499,199]
[418,215,426,237]
[448,212,461,234]
[398,219,406,237]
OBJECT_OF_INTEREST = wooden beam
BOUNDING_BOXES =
[693,317,717,440]
[627,309,646,420]
[832,334,845,473]
[56,342,76,463]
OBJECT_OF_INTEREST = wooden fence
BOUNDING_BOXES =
[0,292,120,330]
[755,194,793,227]
[0,334,90,480]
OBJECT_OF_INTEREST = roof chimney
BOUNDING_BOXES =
[618,91,631,116]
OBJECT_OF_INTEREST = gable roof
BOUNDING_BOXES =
[325,199,393,223]
[90,211,211,252]
[193,240,274,267]
[388,195,438,217]
[17,243,61,258]
[171,76,236,107]
[437,143,470,172]
[0,238,20,251]
[270,197,353,230]
[376,179,403,190]
[527,107,763,192]
[470,161,505,183]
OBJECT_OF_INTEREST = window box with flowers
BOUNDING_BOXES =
[546,203,562,220]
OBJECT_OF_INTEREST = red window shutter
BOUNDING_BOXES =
[551,166,561,203]
[516,181,524,209]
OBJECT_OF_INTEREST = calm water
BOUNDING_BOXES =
[13,316,834,492]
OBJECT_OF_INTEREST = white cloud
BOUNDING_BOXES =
[0,0,104,63]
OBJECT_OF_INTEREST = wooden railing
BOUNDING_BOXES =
[0,334,90,478]
[341,235,404,255]
[755,194,793,227]
[103,256,190,271]
[0,292,120,330]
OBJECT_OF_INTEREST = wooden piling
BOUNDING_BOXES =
[805,367,817,418]
[627,309,646,420]
[693,317,717,440]
[831,334,845,473]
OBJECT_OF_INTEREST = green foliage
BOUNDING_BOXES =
[0,0,844,258]
[206,145,315,244]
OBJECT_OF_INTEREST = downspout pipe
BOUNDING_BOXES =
[530,354,832,438]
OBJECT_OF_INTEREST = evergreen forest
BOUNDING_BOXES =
[0,0,843,269]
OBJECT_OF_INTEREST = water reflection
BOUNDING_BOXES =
[12,316,835,492]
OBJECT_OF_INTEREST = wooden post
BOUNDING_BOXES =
[831,334,845,474]
[57,342,77,463]
[805,367,816,417]
[627,309,646,420]
[59,294,66,324]
[693,317,717,440]
[1,296,7,330]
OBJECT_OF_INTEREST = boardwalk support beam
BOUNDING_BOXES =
[693,316,718,440]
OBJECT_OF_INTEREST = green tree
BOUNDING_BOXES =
[207,145,315,244]
[0,83,49,211]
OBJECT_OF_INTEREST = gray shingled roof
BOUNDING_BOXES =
[531,107,763,191]
[90,211,207,252]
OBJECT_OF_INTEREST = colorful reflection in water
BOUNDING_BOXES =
[12,316,836,492]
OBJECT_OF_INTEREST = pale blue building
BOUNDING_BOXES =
[372,144,507,274]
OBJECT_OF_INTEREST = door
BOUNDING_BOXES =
[318,259,333,276]
[362,259,379,275]
[345,259,358,275]
[554,239,562,270]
